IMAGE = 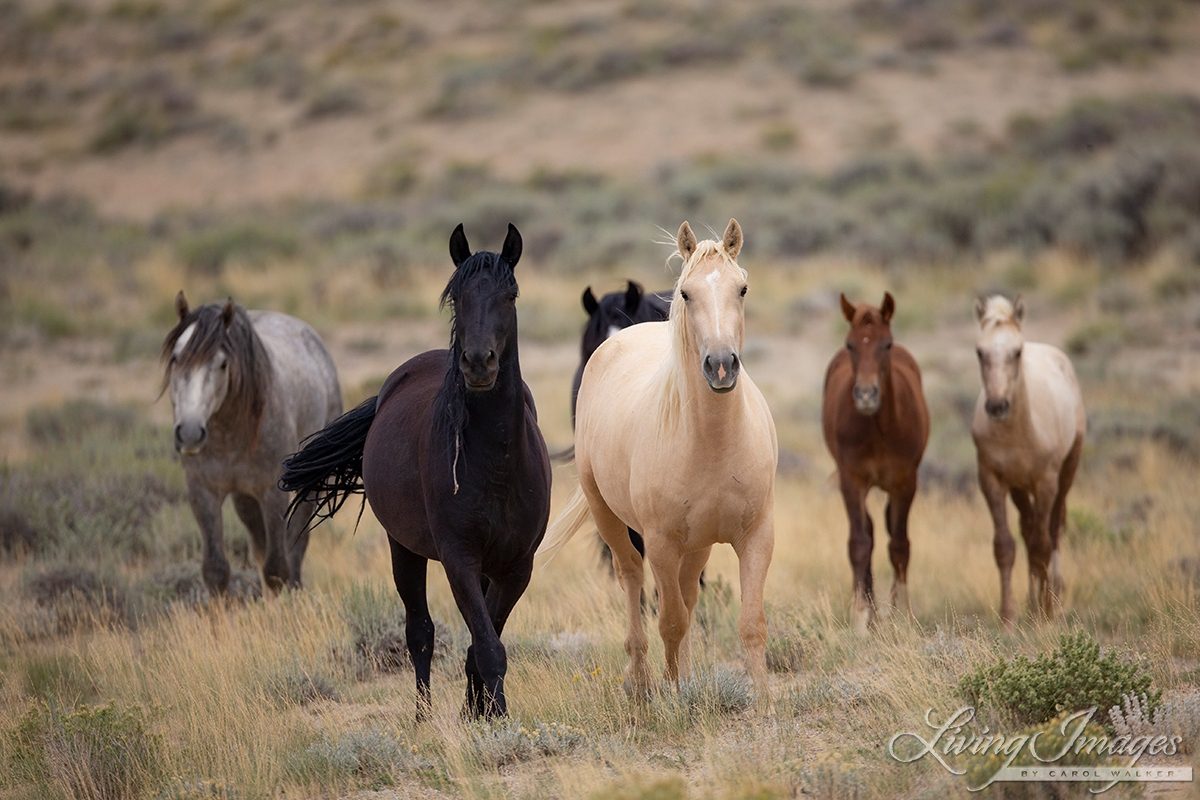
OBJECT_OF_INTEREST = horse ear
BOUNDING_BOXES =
[449,223,471,268]
[880,291,895,324]
[174,290,189,321]
[722,218,743,260]
[624,280,643,314]
[221,298,235,328]
[840,293,856,323]
[676,221,697,263]
[501,223,522,269]
[974,296,987,323]
[581,287,599,315]
[1013,294,1025,325]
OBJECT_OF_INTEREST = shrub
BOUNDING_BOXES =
[177,222,299,276]
[339,583,407,672]
[677,667,754,715]
[9,703,164,800]
[22,652,98,704]
[963,710,1112,794]
[266,666,338,707]
[288,729,428,783]
[466,720,584,768]
[588,776,686,800]
[26,400,137,446]
[960,632,1159,725]
[1110,690,1200,754]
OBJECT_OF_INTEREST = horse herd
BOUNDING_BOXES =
[159,219,1086,719]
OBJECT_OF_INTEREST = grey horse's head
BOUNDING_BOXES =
[161,292,269,455]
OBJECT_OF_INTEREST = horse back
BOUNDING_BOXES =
[249,310,343,443]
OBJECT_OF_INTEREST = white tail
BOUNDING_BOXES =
[536,486,592,563]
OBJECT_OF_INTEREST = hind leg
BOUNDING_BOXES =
[232,493,267,568]
[1021,476,1058,619]
[388,537,434,720]
[284,498,314,587]
[885,479,917,618]
[255,490,293,594]
[676,546,711,681]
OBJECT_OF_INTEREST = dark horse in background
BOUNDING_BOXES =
[281,224,551,719]
[822,293,929,634]
[566,281,670,572]
[570,281,670,424]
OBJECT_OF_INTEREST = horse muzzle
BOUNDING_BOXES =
[702,351,740,394]
[852,385,881,415]
[175,421,207,455]
[460,349,498,392]
[985,397,1011,420]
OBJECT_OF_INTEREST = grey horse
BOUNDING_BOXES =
[161,292,342,594]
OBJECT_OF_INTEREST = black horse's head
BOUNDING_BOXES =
[442,223,522,392]
[579,280,669,362]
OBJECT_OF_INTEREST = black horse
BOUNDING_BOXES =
[570,280,670,424]
[281,223,550,719]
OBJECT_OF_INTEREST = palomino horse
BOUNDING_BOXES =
[971,295,1085,623]
[539,219,777,701]
[281,224,550,719]
[822,293,929,633]
[161,294,341,595]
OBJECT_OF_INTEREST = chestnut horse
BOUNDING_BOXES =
[539,220,777,702]
[822,293,929,633]
[971,295,1085,624]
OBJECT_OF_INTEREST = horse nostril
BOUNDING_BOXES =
[730,353,739,368]
[704,355,714,372]
[486,350,497,367]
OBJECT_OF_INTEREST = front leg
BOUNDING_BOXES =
[645,535,686,688]
[186,479,230,596]
[839,474,874,634]
[734,517,774,707]
[443,562,507,719]
[1028,476,1059,619]
[978,463,1014,626]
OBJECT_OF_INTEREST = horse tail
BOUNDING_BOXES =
[536,486,591,563]
[280,396,377,531]
[549,444,575,463]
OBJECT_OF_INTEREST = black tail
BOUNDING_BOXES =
[280,396,377,531]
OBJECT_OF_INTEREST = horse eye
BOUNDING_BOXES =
[680,291,690,302]
[976,348,984,360]
[884,341,893,350]
[846,342,855,352]
[739,286,748,297]
[220,361,228,370]
[1014,348,1022,360]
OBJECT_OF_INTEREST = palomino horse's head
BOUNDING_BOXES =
[840,292,896,416]
[444,223,522,392]
[974,294,1025,421]
[161,292,269,455]
[673,218,747,393]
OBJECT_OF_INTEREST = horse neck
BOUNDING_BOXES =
[461,340,527,444]
[875,361,903,434]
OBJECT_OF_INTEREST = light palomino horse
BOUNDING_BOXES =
[971,295,1085,624]
[539,219,778,701]
[161,293,341,595]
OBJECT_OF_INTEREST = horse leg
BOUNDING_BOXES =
[676,545,712,682]
[979,465,1014,626]
[646,536,687,688]
[1048,436,1083,606]
[284,498,315,587]
[885,479,917,618]
[232,493,267,569]
[840,475,874,634]
[442,561,506,719]
[470,566,534,717]
[255,490,293,594]
[388,537,434,720]
[187,481,230,596]
[588,489,650,697]
[1028,477,1059,619]
[734,518,774,705]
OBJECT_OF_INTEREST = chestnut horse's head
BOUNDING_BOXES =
[974,294,1025,421]
[839,292,896,416]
